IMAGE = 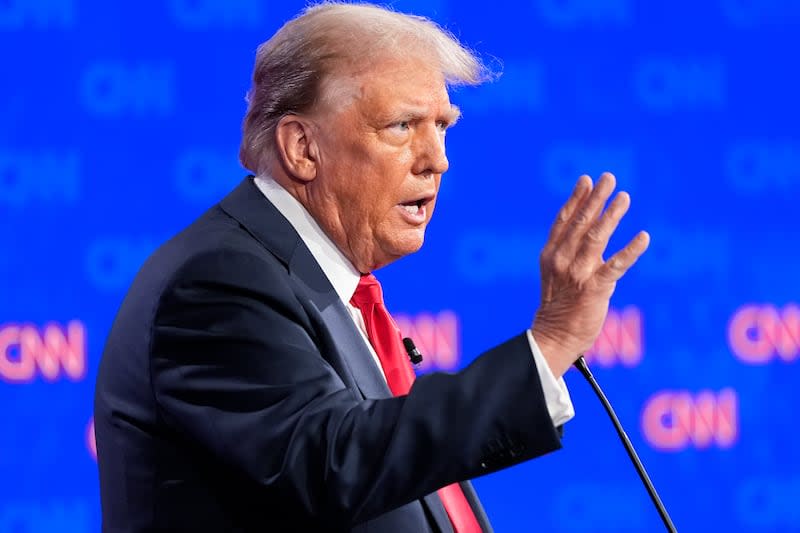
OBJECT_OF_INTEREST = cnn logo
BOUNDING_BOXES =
[641,389,738,451]
[582,306,643,367]
[394,311,460,371]
[729,304,800,364]
[0,321,87,383]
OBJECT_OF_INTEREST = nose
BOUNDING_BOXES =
[412,123,449,176]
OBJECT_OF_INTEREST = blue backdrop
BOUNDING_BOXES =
[2,1,799,531]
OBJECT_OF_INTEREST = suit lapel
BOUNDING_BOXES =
[422,492,453,533]
[460,481,493,533]
[420,483,492,533]
[219,176,391,401]
[290,244,392,400]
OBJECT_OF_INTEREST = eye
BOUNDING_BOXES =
[436,120,450,133]
[391,121,411,131]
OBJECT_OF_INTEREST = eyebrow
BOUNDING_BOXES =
[447,104,462,126]
[389,104,462,125]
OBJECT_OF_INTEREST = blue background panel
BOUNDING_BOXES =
[1,1,799,531]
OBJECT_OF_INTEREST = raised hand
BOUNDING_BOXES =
[531,173,650,378]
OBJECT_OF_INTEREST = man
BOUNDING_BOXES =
[95,3,649,532]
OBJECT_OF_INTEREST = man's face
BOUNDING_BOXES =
[306,54,460,273]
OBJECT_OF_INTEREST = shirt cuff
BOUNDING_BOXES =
[526,329,575,428]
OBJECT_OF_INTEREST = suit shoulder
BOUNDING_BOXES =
[116,205,294,325]
[148,206,288,286]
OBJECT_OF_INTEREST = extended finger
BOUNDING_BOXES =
[596,230,650,283]
[546,175,592,245]
[575,191,631,262]
[557,172,617,256]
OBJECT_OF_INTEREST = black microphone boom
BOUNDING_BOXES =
[574,355,678,532]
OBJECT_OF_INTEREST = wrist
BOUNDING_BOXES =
[529,328,573,378]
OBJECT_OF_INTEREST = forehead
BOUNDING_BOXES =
[349,55,455,119]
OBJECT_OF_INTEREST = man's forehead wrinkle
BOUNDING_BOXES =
[366,103,454,124]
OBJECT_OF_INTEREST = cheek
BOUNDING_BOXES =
[368,166,409,218]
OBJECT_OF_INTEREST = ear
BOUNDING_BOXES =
[274,115,318,182]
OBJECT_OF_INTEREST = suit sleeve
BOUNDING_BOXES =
[150,248,562,528]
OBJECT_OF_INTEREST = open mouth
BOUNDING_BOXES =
[399,194,434,216]
[400,199,424,215]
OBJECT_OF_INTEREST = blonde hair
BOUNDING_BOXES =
[239,2,491,174]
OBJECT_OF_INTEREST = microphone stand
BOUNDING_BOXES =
[573,355,678,533]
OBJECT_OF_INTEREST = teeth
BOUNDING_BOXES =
[402,204,420,215]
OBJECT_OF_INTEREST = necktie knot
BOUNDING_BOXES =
[351,273,384,307]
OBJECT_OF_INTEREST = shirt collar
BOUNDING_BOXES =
[253,174,361,303]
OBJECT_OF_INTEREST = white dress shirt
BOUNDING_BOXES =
[254,175,575,427]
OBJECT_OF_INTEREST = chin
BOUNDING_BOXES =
[399,229,426,254]
[374,233,425,269]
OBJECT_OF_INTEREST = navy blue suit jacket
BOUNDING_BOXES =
[95,177,563,532]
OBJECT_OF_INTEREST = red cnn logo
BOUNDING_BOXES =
[583,306,643,367]
[728,304,800,364]
[641,389,738,451]
[0,321,87,383]
[394,311,460,371]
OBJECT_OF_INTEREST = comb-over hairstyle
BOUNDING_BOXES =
[239,2,491,174]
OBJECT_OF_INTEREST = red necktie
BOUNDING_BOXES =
[350,274,482,533]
